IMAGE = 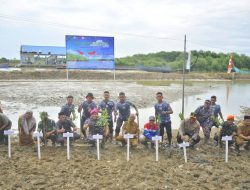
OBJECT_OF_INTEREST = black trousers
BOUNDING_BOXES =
[159,121,172,143]
[115,118,126,136]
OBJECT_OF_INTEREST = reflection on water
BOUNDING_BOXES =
[0,68,21,72]
[3,81,250,131]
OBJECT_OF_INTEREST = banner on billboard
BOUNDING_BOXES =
[66,35,114,69]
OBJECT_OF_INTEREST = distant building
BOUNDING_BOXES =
[20,45,66,66]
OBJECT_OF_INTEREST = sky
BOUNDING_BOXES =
[0,0,250,59]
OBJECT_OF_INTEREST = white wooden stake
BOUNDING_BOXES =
[33,131,43,160]
[63,132,74,160]
[152,135,162,161]
[93,134,103,160]
[124,133,134,161]
[179,141,190,163]
[4,129,14,158]
[222,135,232,163]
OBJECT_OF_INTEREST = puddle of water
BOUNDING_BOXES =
[0,68,21,72]
[2,81,250,131]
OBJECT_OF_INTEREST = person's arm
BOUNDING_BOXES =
[46,121,56,135]
[194,106,200,115]
[178,120,185,138]
[165,104,173,115]
[72,106,77,121]
[218,106,224,121]
[130,102,139,115]
[192,121,200,140]
[56,123,65,134]
[237,124,249,140]
[77,103,83,113]
[29,122,36,133]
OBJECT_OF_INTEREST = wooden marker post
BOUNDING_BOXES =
[93,134,103,160]
[4,129,15,158]
[63,132,74,160]
[222,135,232,163]
[179,141,190,163]
[152,135,162,161]
[33,131,43,159]
[124,133,134,161]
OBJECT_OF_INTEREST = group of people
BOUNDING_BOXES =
[0,92,250,153]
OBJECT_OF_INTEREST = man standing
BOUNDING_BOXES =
[194,100,213,143]
[154,92,173,146]
[78,93,97,138]
[61,95,76,121]
[210,95,224,125]
[142,116,159,148]
[0,113,12,145]
[115,92,139,137]
[177,112,200,147]
[56,112,80,146]
[116,114,140,147]
[98,91,116,141]
[18,111,36,146]
[37,112,57,146]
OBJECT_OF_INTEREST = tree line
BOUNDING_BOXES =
[1,50,250,72]
[115,50,250,72]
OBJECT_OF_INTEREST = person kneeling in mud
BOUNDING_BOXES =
[116,114,140,147]
[37,112,57,146]
[141,116,159,148]
[83,109,109,147]
[177,112,201,148]
[56,112,80,146]
[235,115,250,152]
[214,115,237,148]
[18,111,36,146]
[0,113,12,145]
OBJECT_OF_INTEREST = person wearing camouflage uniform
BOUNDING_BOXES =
[37,112,56,146]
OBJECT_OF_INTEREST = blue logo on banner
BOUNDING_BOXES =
[66,35,115,69]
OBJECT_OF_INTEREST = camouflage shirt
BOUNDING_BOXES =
[220,121,237,136]
[38,118,56,133]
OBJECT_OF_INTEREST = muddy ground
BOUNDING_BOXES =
[0,136,249,190]
[0,80,249,189]
[0,80,206,110]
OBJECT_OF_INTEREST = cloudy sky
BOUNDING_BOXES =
[0,0,250,58]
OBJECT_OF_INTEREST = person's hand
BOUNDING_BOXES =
[247,136,250,140]
[73,127,77,132]
[181,135,185,140]
[60,128,65,133]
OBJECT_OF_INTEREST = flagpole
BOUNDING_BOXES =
[182,35,186,115]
